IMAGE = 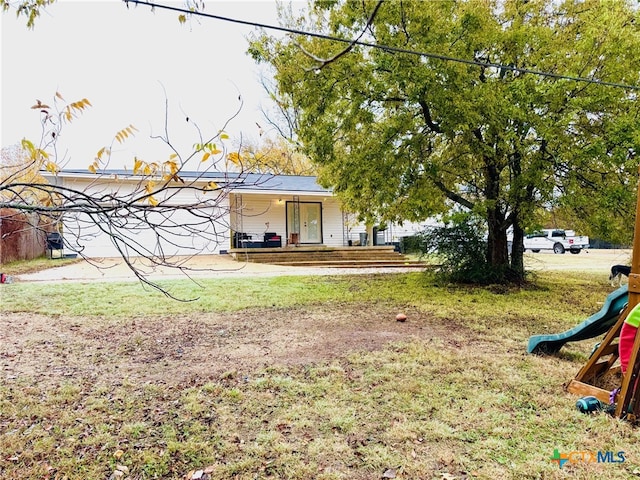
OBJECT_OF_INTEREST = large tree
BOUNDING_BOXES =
[250,0,640,282]
[238,136,316,175]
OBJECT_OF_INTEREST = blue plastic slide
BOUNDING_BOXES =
[527,285,629,354]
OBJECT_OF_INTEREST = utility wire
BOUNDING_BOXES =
[125,0,640,91]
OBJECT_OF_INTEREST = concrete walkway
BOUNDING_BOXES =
[15,254,425,284]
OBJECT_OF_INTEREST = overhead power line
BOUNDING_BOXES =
[125,0,640,91]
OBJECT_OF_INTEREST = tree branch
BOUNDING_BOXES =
[418,100,443,133]
[295,0,383,71]
[0,93,268,299]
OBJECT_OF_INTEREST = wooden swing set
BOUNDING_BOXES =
[567,173,640,421]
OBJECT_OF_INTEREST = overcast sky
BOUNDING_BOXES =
[1,0,292,169]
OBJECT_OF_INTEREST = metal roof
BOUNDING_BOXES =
[50,169,332,194]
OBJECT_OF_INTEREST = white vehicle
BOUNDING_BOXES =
[524,229,589,254]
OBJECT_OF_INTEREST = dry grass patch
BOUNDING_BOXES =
[2,272,640,479]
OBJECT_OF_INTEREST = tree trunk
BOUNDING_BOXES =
[486,207,510,272]
[510,221,525,280]
[484,158,510,279]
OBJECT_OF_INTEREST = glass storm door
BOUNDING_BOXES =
[287,202,322,244]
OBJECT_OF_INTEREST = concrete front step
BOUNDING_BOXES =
[228,245,423,268]
[240,249,402,255]
[268,260,429,268]
[234,254,410,264]
[240,254,406,262]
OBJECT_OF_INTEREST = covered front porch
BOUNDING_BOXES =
[226,175,410,253]
[229,191,347,249]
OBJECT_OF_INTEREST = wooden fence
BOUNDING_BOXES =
[0,208,49,264]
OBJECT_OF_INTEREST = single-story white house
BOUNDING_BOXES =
[43,169,434,258]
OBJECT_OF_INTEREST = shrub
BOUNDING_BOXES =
[419,212,503,284]
[399,235,424,254]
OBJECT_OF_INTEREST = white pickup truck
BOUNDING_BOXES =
[524,229,589,254]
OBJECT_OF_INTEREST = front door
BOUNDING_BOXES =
[287,201,322,244]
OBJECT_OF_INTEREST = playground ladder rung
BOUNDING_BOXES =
[597,343,620,357]
[566,380,611,404]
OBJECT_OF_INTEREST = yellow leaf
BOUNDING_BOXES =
[227,152,241,165]
[133,157,143,174]
[21,139,35,153]
[220,133,229,140]
[45,162,59,174]
[169,153,178,160]
[148,196,159,207]
[201,152,211,163]
[205,181,218,190]
[21,140,38,160]
[211,148,222,155]
[145,181,156,194]
[114,126,135,144]
[88,164,97,174]
[82,98,92,106]
[178,14,186,23]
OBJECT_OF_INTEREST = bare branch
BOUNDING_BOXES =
[0,93,269,299]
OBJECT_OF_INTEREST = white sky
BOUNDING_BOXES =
[1,0,292,169]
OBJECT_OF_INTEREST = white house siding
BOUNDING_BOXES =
[231,194,286,245]
[342,218,440,246]
[320,197,345,246]
[58,176,230,258]
[63,207,229,258]
[387,219,440,241]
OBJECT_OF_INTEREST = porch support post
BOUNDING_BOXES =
[366,224,374,246]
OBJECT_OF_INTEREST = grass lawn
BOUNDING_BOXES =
[1,256,81,276]
[1,270,639,479]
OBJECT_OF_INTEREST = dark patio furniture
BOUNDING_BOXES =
[263,232,282,248]
[233,232,252,248]
[46,232,64,259]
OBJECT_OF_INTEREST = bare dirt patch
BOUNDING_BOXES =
[2,304,448,388]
